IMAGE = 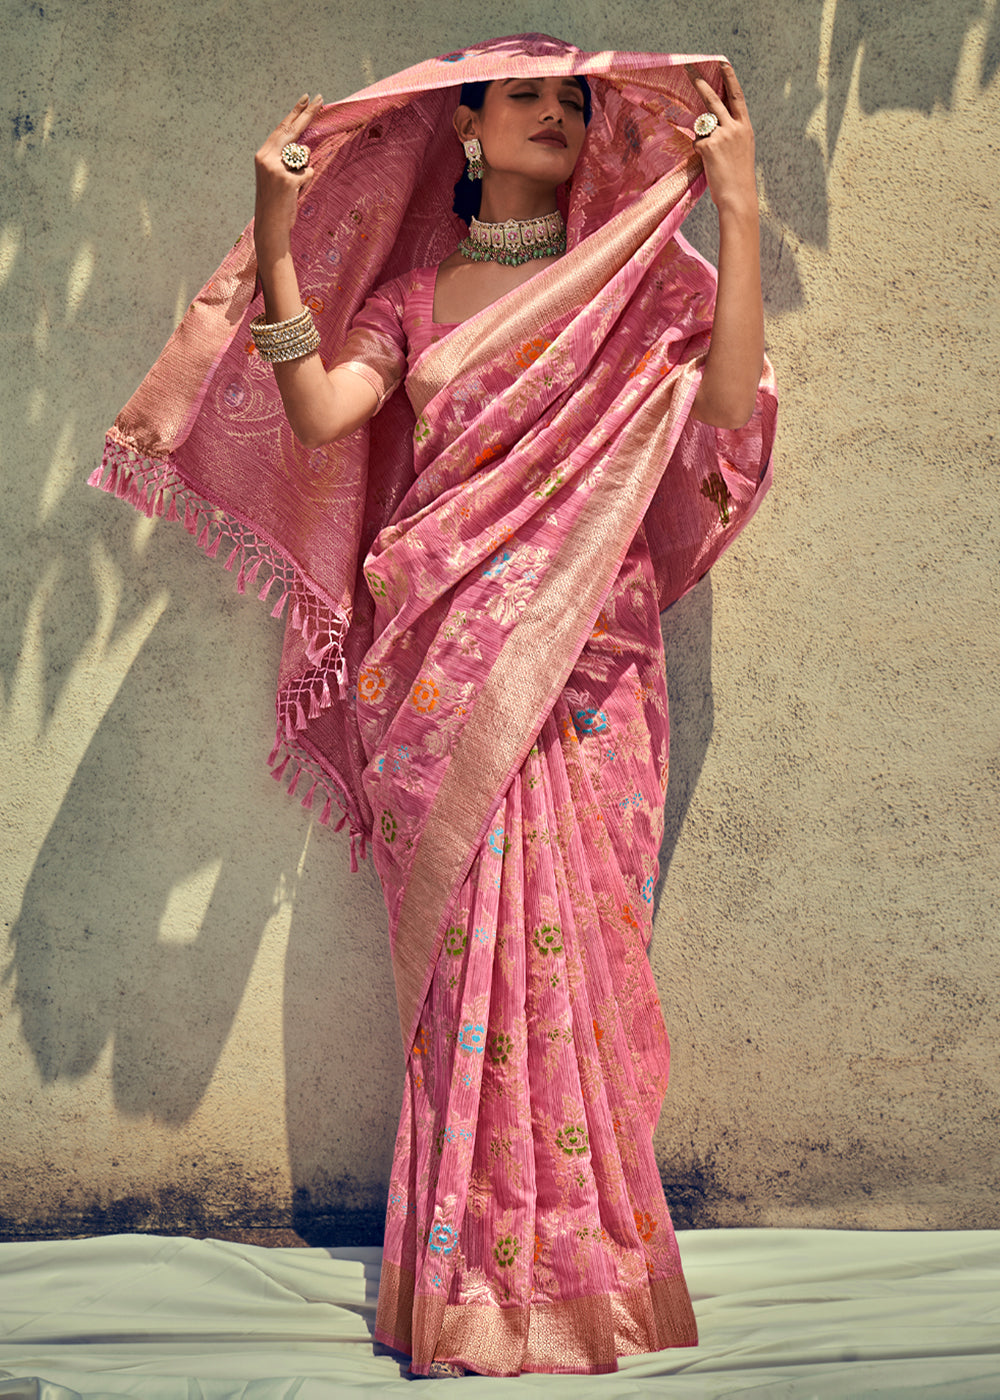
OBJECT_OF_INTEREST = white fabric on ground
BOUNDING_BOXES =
[0,1229,998,1398]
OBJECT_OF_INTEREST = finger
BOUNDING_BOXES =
[297,93,324,131]
[719,61,749,118]
[685,64,729,121]
[278,94,311,133]
[273,94,323,145]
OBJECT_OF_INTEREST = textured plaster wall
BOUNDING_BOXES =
[2,0,997,1241]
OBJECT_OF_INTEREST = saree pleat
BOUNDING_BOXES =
[374,539,696,1376]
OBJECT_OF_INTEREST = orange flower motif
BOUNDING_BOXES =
[410,676,439,713]
[514,337,550,370]
[244,339,257,356]
[412,1026,429,1056]
[304,294,325,312]
[634,1209,658,1241]
[628,347,655,379]
[591,609,609,639]
[474,443,502,469]
[357,665,387,704]
[534,1232,543,1263]
[593,1020,603,1045]
[622,903,640,931]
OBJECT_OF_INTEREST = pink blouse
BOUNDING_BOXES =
[330,264,458,412]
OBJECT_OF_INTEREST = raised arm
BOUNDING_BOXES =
[686,62,765,431]
[253,95,380,448]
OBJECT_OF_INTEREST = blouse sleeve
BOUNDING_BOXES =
[328,278,408,412]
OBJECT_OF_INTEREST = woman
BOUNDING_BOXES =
[93,35,775,1377]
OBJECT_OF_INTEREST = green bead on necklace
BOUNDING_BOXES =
[457,211,567,267]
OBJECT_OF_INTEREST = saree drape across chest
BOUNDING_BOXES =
[92,35,776,1376]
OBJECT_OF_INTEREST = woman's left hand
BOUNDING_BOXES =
[687,61,758,218]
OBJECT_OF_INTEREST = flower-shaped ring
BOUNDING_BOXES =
[281,141,310,172]
[693,112,719,139]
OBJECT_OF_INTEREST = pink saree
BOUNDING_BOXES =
[91,35,776,1375]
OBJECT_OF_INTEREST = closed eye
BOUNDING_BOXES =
[506,85,584,113]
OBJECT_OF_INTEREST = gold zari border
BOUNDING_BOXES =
[375,1260,697,1376]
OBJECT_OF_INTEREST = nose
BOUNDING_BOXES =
[539,89,564,123]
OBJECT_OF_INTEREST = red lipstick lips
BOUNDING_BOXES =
[530,131,568,148]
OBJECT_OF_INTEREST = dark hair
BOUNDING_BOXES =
[452,76,592,224]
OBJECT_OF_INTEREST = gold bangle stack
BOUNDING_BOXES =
[249,307,321,363]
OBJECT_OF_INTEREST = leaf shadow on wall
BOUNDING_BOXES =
[6,576,306,1125]
[825,0,989,158]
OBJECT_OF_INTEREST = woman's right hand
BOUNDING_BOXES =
[254,95,323,260]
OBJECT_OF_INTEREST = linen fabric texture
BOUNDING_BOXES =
[90,34,776,1377]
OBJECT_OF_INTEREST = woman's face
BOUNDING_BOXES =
[461,76,588,187]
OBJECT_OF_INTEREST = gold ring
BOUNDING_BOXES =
[693,112,719,138]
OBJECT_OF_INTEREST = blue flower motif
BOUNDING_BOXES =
[642,874,655,904]
[574,708,609,735]
[458,1022,486,1054]
[487,825,505,855]
[429,1222,457,1255]
[483,549,511,579]
[432,1273,443,1289]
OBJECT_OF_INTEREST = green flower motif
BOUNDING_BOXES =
[489,1030,513,1065]
[532,923,563,956]
[414,414,431,444]
[366,570,387,598]
[380,809,397,844]
[443,925,467,956]
[556,1123,589,1157]
[493,1233,520,1268]
[534,468,565,500]
[434,1127,445,1156]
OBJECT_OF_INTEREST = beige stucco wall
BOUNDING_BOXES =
[2,0,997,1241]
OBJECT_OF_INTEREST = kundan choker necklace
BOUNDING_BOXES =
[458,211,567,266]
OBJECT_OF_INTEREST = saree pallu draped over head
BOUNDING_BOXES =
[93,34,775,1375]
